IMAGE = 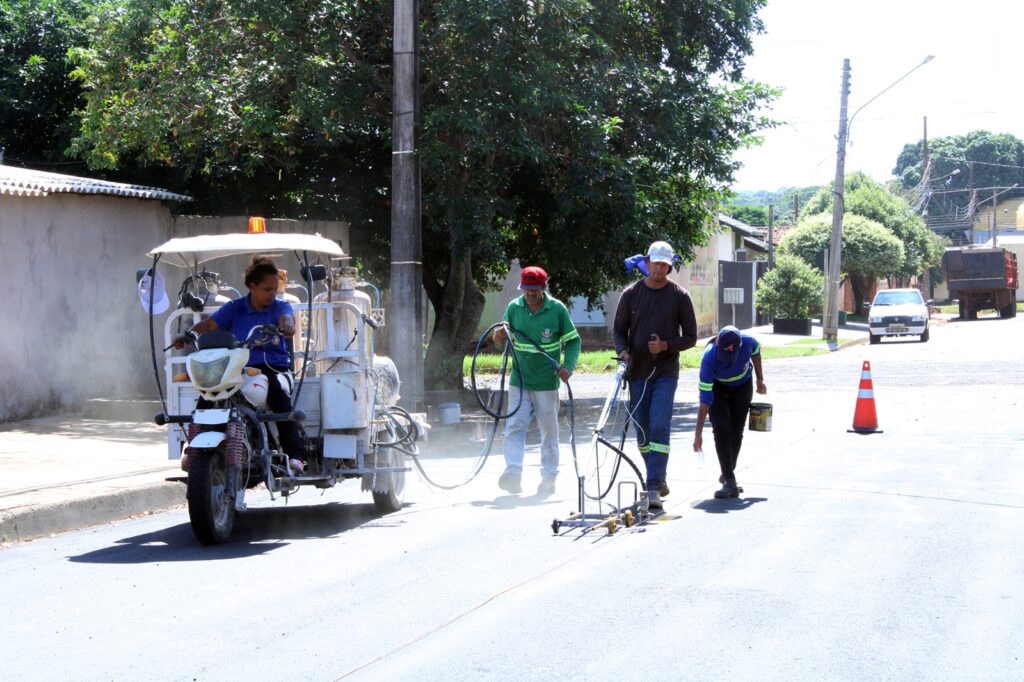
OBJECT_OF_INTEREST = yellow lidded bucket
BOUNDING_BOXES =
[748,403,772,432]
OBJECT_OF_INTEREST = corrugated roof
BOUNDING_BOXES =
[0,164,191,202]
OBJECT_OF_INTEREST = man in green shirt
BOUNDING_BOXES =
[492,266,581,496]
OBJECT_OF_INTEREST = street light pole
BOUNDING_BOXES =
[823,55,935,342]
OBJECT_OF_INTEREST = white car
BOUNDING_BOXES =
[867,288,930,344]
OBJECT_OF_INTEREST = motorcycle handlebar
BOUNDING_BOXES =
[155,413,192,425]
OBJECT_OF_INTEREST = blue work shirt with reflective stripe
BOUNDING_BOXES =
[502,293,581,391]
[698,333,760,406]
[210,295,294,367]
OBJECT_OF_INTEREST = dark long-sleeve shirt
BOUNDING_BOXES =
[612,279,698,380]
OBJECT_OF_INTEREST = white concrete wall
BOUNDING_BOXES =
[1,194,170,421]
[0,201,349,422]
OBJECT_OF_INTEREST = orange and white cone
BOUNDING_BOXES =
[848,360,883,434]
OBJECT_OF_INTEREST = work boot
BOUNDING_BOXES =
[718,474,744,493]
[657,482,670,498]
[537,477,556,497]
[498,469,522,494]
[647,489,663,510]
[714,477,740,499]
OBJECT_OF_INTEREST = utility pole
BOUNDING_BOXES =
[792,194,800,223]
[390,0,424,409]
[922,116,929,179]
[767,204,775,269]
[967,161,975,244]
[992,189,999,248]
[921,116,931,294]
[824,59,851,342]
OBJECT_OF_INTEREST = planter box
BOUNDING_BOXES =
[772,318,813,335]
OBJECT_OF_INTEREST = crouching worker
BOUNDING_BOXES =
[175,255,306,474]
[693,325,767,498]
[492,266,581,497]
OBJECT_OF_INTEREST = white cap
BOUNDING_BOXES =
[138,270,170,315]
[646,241,674,265]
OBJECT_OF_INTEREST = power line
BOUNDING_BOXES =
[931,155,1024,171]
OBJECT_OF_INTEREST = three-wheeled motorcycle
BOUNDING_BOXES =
[144,228,416,544]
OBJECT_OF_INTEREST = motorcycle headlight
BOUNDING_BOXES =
[188,356,230,389]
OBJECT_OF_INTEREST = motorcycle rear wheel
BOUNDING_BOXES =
[187,451,235,545]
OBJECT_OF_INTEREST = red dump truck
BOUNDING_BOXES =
[942,247,1019,319]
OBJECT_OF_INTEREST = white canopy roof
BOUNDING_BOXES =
[148,232,344,268]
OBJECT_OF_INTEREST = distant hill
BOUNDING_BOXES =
[727,186,822,226]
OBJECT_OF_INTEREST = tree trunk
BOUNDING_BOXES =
[849,273,872,317]
[422,247,487,391]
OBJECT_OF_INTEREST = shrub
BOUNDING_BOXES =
[755,255,824,319]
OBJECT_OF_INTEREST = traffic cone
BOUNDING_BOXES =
[848,360,883,434]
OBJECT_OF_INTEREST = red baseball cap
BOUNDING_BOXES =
[519,266,548,290]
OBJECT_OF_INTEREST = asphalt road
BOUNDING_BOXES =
[2,315,1022,681]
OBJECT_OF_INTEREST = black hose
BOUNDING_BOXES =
[290,249,312,415]
[470,322,523,419]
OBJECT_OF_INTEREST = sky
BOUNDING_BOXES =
[731,0,1024,191]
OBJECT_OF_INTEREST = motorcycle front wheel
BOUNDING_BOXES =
[187,451,235,545]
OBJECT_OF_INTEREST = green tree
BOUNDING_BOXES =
[0,0,97,168]
[804,171,941,285]
[70,0,775,389]
[754,254,822,319]
[729,185,820,224]
[893,130,1024,233]
[780,212,904,314]
[724,204,768,226]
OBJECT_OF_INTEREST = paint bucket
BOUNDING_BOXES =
[437,402,461,425]
[748,402,772,432]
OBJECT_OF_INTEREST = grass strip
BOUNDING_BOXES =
[466,344,827,375]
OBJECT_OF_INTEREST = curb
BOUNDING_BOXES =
[837,336,869,350]
[0,482,185,545]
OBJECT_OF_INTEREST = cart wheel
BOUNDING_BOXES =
[623,510,634,527]
[607,517,618,535]
[551,519,560,534]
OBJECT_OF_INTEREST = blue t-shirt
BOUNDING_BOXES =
[697,332,760,406]
[210,295,294,367]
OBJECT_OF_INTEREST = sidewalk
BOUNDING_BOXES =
[0,321,869,545]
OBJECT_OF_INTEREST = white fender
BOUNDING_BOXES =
[190,431,227,449]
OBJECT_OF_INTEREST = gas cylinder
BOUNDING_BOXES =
[312,267,373,371]
[315,267,374,430]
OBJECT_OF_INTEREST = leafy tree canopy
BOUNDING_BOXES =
[893,130,1024,231]
[804,171,941,281]
[723,204,768,226]
[0,0,98,167]
[780,211,904,314]
[69,0,776,388]
[729,185,820,224]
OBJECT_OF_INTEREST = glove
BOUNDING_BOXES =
[174,330,199,348]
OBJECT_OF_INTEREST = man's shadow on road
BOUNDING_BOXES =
[692,496,767,514]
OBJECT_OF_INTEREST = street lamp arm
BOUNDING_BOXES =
[847,55,934,132]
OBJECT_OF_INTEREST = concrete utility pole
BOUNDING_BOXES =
[768,204,775,269]
[968,162,975,244]
[823,59,851,342]
[390,0,424,409]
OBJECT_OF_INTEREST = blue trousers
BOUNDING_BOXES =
[629,375,677,489]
